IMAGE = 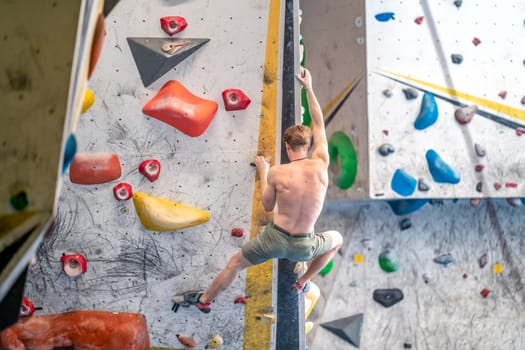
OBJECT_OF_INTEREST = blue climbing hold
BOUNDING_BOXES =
[62,133,77,174]
[375,12,395,22]
[426,150,460,184]
[391,169,417,197]
[387,199,429,216]
[414,92,438,130]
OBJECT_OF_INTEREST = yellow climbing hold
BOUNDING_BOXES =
[354,253,364,264]
[81,88,95,113]
[305,321,314,334]
[493,263,503,274]
[206,334,224,349]
[132,192,210,231]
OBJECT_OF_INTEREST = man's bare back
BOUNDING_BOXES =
[270,158,328,234]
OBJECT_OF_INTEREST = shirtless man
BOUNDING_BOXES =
[177,68,343,313]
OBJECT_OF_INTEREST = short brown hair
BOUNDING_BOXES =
[283,125,312,151]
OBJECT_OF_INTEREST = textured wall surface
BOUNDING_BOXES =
[308,199,525,350]
[24,1,275,348]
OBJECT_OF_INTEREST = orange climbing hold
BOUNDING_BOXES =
[0,311,150,350]
[143,80,218,137]
[69,153,122,185]
[88,14,106,78]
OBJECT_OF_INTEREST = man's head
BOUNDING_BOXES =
[283,125,312,152]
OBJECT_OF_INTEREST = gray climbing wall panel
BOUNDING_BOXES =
[307,199,525,349]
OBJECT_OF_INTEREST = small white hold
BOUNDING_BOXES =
[355,16,363,28]
[356,37,365,45]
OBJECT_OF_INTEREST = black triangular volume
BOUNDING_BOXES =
[127,37,210,87]
[373,288,404,307]
[321,313,363,348]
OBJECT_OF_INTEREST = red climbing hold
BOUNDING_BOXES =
[498,90,507,99]
[143,80,219,137]
[234,296,247,305]
[472,37,481,46]
[231,227,244,238]
[20,296,36,317]
[113,182,133,201]
[222,88,252,111]
[160,16,188,36]
[505,182,518,188]
[475,164,484,172]
[139,159,161,182]
[61,253,88,277]
[69,153,122,185]
[493,182,502,190]
[516,127,525,136]
[414,16,424,24]
[480,288,490,298]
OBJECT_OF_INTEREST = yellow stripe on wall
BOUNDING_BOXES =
[385,71,525,122]
[322,77,359,116]
[243,0,281,349]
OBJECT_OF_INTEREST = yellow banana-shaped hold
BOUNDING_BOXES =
[305,281,320,319]
[133,192,210,231]
[81,88,95,113]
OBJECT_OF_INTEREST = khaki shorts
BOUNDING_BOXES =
[241,221,334,265]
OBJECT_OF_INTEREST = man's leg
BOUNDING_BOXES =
[296,230,343,288]
[199,250,253,304]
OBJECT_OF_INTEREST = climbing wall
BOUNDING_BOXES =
[24,0,283,348]
[307,199,525,349]
[367,0,525,199]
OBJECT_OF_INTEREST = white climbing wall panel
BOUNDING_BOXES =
[25,0,276,348]
[367,0,525,199]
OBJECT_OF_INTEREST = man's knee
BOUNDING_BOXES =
[328,230,343,249]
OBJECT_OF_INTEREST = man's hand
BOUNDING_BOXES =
[296,68,313,91]
[253,155,270,178]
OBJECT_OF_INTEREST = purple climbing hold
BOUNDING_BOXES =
[391,169,417,197]
[426,150,461,184]
[414,92,438,130]
[402,88,418,100]
[375,12,395,22]
[470,198,481,207]
[479,253,488,268]
[455,105,477,124]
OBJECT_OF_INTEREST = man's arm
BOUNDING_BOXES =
[296,68,329,165]
[254,155,276,212]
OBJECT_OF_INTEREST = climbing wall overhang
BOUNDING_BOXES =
[0,0,104,329]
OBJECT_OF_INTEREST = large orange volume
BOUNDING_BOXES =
[0,311,150,350]
[69,152,122,184]
[142,80,219,137]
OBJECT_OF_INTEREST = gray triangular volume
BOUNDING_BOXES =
[127,37,210,87]
[321,313,363,348]
[103,0,120,16]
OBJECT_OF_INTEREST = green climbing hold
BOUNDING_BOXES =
[378,249,399,273]
[328,131,358,190]
[10,191,28,211]
[319,259,334,276]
